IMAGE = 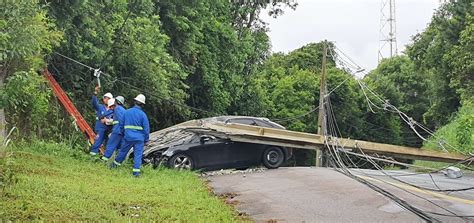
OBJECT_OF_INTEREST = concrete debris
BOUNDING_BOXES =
[201,168,267,177]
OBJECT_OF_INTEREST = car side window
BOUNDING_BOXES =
[227,118,256,125]
[255,120,273,128]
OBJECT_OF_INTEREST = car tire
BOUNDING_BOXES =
[262,147,284,169]
[168,153,194,170]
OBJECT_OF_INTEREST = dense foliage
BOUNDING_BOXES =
[1,0,472,160]
[405,0,473,126]
[0,1,62,139]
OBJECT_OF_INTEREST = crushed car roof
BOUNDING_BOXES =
[144,116,283,156]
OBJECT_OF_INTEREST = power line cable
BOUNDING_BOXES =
[329,45,468,156]
[272,106,320,123]
[323,91,471,221]
[97,1,135,70]
[52,51,221,116]
[109,77,221,116]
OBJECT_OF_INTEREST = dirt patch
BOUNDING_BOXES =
[219,192,239,205]
[204,179,250,221]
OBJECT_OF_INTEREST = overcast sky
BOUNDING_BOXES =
[261,0,440,73]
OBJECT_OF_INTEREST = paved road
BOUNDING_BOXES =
[207,167,474,222]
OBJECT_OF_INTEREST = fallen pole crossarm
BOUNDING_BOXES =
[204,123,470,164]
[204,123,325,145]
[333,138,471,163]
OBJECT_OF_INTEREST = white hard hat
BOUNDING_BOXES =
[103,92,113,99]
[107,98,116,107]
[134,94,146,104]
[116,96,125,105]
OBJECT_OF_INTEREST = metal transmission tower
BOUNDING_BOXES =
[378,0,398,62]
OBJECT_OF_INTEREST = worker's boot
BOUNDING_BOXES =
[100,156,109,163]
[133,169,140,177]
[89,152,100,161]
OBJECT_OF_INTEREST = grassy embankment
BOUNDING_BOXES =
[414,103,473,170]
[0,141,240,221]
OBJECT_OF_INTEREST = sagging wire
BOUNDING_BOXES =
[357,79,380,113]
[53,52,221,117]
[355,146,474,192]
[354,147,472,221]
[103,76,222,117]
[359,79,467,155]
[54,52,110,86]
[97,0,135,70]
[273,73,353,124]
[329,44,469,156]
[272,105,320,123]
[323,140,441,222]
[323,89,472,221]
[325,85,473,220]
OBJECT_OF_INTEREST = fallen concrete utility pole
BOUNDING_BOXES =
[201,123,471,164]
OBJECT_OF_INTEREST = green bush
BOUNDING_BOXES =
[2,71,86,147]
[423,102,474,154]
[3,71,50,136]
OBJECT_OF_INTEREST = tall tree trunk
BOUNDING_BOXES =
[246,3,258,28]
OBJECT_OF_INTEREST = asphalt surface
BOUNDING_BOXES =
[207,167,474,222]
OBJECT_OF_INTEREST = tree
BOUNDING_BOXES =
[0,1,62,138]
[156,0,276,116]
[48,0,189,130]
[247,42,367,165]
[405,0,473,127]
[364,56,430,147]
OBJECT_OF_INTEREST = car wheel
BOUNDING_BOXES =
[262,147,284,169]
[168,153,194,170]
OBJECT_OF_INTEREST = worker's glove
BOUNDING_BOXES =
[105,118,114,125]
[94,86,100,95]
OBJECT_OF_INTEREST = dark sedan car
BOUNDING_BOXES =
[142,116,292,171]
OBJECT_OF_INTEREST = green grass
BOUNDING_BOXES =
[412,160,454,170]
[423,102,473,154]
[416,103,473,172]
[0,141,241,221]
[412,160,474,172]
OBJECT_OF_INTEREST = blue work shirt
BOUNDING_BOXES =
[120,105,150,142]
[111,105,126,135]
[91,95,112,131]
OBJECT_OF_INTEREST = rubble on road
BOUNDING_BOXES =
[201,168,267,177]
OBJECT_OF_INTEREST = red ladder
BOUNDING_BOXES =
[42,69,96,145]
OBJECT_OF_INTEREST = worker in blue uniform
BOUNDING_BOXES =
[101,96,126,161]
[111,94,150,177]
[89,86,113,157]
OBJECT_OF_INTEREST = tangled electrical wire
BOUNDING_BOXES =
[322,43,474,222]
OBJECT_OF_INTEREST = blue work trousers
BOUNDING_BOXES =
[90,130,108,155]
[114,140,144,173]
[103,133,123,159]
